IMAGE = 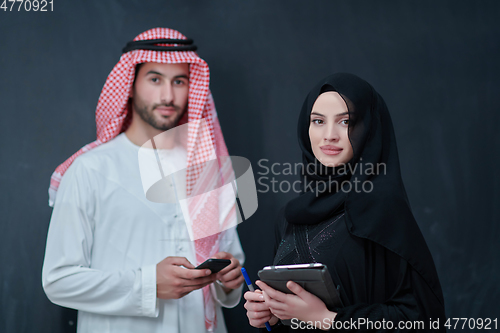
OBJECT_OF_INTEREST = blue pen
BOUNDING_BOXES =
[241,267,272,331]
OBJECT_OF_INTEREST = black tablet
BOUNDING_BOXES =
[258,263,343,325]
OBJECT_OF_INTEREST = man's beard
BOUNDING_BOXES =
[133,101,186,131]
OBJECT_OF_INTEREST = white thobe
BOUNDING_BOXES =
[42,133,244,333]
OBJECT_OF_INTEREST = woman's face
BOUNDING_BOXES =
[309,91,353,167]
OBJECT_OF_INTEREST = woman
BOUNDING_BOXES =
[244,73,446,331]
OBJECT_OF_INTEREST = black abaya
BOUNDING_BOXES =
[263,73,446,332]
[268,208,445,332]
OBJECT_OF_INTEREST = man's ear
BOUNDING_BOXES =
[129,81,136,98]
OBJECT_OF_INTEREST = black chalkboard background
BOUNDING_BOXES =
[1,1,499,332]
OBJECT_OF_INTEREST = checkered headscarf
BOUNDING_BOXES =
[48,27,236,331]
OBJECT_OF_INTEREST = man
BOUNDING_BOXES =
[42,28,245,333]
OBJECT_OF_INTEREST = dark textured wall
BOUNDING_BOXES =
[1,1,499,332]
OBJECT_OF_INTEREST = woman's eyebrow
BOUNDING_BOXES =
[310,111,349,117]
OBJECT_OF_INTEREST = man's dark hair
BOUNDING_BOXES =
[133,63,144,86]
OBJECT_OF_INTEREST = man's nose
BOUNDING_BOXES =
[160,83,174,104]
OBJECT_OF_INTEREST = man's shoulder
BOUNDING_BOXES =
[71,134,133,171]
[55,134,138,200]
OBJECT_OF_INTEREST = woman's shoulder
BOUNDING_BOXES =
[276,206,348,243]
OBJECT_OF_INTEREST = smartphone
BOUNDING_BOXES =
[195,258,231,273]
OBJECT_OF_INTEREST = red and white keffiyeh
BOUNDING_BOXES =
[48,27,236,331]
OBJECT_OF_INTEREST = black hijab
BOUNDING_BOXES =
[285,73,445,308]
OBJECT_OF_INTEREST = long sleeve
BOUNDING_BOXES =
[331,259,422,332]
[257,208,291,332]
[211,226,245,308]
[42,159,158,317]
[327,223,445,333]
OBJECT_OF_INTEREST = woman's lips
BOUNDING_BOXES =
[320,145,343,155]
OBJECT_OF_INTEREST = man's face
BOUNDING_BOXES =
[131,62,189,131]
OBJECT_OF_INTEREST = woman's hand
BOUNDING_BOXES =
[244,289,280,328]
[256,280,337,327]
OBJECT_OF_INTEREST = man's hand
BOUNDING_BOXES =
[212,252,244,292]
[156,256,217,299]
